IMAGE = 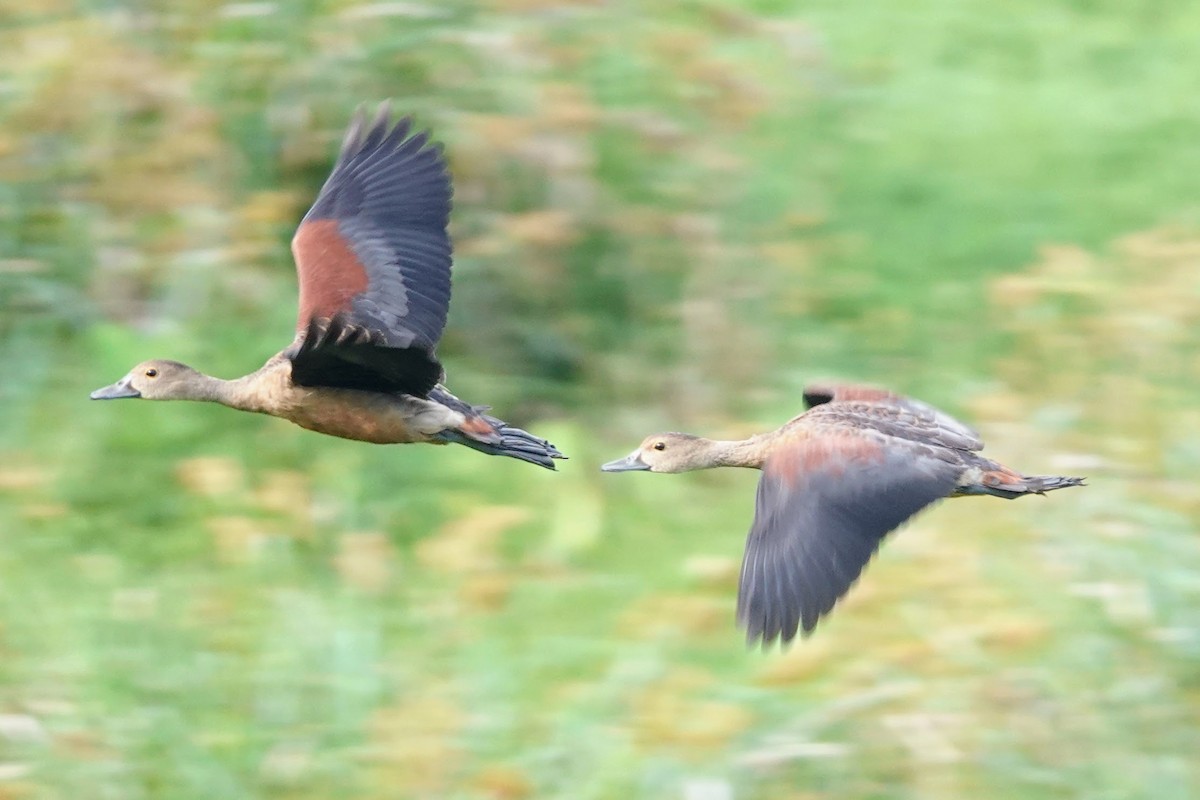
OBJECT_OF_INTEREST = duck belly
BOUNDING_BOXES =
[286,389,463,444]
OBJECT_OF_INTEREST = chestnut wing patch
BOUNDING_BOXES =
[737,433,961,645]
[289,105,453,395]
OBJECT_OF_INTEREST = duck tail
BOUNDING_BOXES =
[437,418,565,470]
[1008,474,1088,497]
[429,387,565,470]
[958,460,1086,500]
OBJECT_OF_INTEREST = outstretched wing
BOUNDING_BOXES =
[288,103,453,397]
[802,382,983,452]
[737,431,962,645]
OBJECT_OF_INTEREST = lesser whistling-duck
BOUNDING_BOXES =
[91,104,564,470]
[602,383,1084,645]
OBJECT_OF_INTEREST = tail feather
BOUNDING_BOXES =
[1020,474,1087,495]
[428,385,564,470]
[959,470,1086,499]
[437,419,565,470]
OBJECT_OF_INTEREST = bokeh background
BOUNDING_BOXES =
[2,1,1199,798]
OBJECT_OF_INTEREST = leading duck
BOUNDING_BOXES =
[603,384,1084,645]
[92,103,564,470]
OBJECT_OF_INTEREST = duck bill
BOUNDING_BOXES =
[600,451,651,473]
[90,378,140,400]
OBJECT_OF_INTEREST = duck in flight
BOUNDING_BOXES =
[602,383,1084,644]
[91,104,564,470]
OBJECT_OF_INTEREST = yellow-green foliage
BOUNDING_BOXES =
[1,2,1199,798]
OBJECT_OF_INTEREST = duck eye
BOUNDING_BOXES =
[653,441,666,451]
[145,368,158,378]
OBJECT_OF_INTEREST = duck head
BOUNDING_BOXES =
[601,432,709,474]
[90,360,201,401]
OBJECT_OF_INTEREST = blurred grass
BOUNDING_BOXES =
[1,1,1199,798]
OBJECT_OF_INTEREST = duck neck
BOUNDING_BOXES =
[702,437,765,469]
[181,373,268,413]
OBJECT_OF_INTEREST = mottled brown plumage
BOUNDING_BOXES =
[91,103,564,470]
[602,383,1084,645]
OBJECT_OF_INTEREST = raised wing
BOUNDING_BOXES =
[802,382,983,452]
[803,383,907,409]
[289,103,453,396]
[737,432,962,645]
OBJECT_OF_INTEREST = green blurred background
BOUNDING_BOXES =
[2,1,1198,797]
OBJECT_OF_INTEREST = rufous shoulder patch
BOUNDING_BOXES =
[292,219,370,327]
